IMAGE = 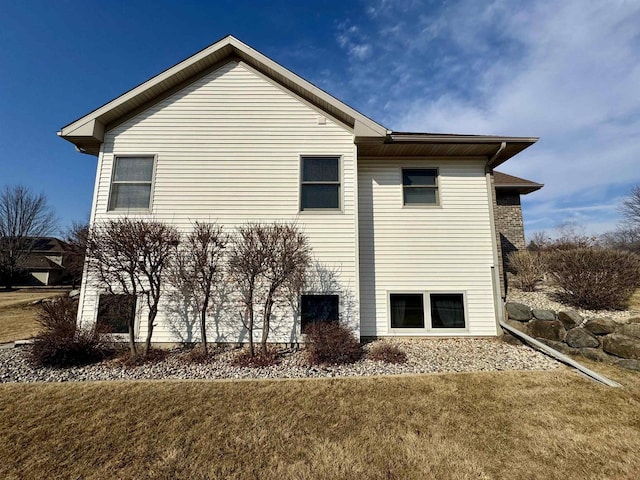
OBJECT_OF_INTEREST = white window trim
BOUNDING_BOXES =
[299,155,343,213]
[401,167,441,208]
[107,154,157,213]
[387,290,469,334]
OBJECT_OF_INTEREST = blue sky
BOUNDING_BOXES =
[1,0,639,237]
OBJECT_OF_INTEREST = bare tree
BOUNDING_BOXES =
[86,218,179,358]
[258,223,311,355]
[63,221,89,289]
[621,185,640,227]
[227,224,268,357]
[169,222,227,354]
[0,185,56,289]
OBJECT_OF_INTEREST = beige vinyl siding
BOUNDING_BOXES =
[358,158,498,336]
[78,61,358,343]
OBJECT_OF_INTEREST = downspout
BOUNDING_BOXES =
[500,321,621,387]
[486,142,507,334]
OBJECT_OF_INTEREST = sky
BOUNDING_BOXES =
[1,0,639,238]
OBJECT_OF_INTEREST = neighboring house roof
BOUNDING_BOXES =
[20,254,65,271]
[58,35,538,167]
[27,237,70,254]
[494,171,543,194]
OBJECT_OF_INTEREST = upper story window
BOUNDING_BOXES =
[402,168,438,206]
[108,156,154,211]
[300,156,340,210]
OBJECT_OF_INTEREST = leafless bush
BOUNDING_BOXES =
[507,250,546,291]
[228,223,311,356]
[546,248,640,310]
[86,218,179,358]
[169,222,227,355]
[30,298,109,367]
[368,342,408,364]
[231,348,279,368]
[304,322,361,365]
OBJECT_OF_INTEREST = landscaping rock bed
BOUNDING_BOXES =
[504,297,640,371]
[0,338,559,383]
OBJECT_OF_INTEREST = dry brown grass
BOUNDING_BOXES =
[1,366,639,480]
[0,289,66,343]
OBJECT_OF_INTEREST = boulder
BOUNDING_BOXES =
[505,302,532,322]
[69,289,80,299]
[623,317,640,324]
[583,317,617,335]
[529,319,566,342]
[558,310,583,329]
[602,334,640,360]
[537,338,577,355]
[565,328,599,348]
[504,319,530,336]
[616,359,640,371]
[532,309,556,321]
[616,324,640,340]
[579,348,614,363]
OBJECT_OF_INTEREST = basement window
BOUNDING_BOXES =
[108,156,154,211]
[430,293,466,329]
[96,294,136,334]
[300,156,340,210]
[402,168,438,205]
[390,293,425,328]
[301,294,339,331]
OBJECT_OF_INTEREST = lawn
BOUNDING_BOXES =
[0,289,66,343]
[1,364,639,480]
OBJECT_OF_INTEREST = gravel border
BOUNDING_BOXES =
[0,338,559,383]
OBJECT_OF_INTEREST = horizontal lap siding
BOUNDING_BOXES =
[79,61,358,343]
[358,158,497,337]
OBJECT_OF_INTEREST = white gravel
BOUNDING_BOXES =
[0,338,559,383]
[507,285,640,321]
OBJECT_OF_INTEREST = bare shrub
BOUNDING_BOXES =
[507,250,546,291]
[231,348,279,368]
[546,248,640,310]
[228,222,311,357]
[368,342,408,364]
[86,218,180,358]
[30,298,109,367]
[169,222,227,355]
[184,346,217,364]
[304,322,361,365]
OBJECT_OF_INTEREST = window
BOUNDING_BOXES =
[300,156,340,210]
[402,168,438,205]
[301,294,339,330]
[430,293,466,329]
[108,156,154,210]
[390,293,425,328]
[96,294,136,334]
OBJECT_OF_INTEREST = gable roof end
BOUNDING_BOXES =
[58,35,389,155]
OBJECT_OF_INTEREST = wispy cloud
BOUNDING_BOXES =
[332,0,640,235]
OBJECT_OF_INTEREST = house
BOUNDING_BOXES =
[58,35,541,342]
[16,237,69,286]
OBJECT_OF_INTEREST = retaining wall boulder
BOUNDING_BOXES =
[504,300,640,370]
[565,328,599,348]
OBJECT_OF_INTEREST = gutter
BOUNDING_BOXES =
[500,321,621,387]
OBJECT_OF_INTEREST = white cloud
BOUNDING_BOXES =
[337,0,640,235]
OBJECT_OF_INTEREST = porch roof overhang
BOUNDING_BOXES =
[355,132,539,168]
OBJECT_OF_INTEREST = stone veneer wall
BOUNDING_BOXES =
[493,189,526,296]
